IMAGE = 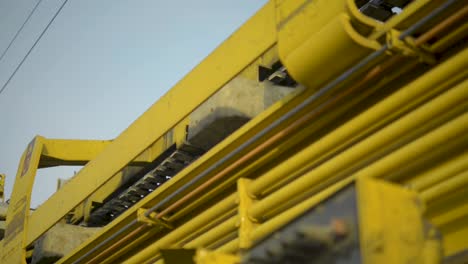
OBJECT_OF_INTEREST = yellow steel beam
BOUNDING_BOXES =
[250,177,354,242]
[0,174,4,202]
[420,170,468,203]
[26,0,277,247]
[119,195,237,264]
[404,151,468,191]
[15,1,466,263]
[71,119,188,223]
[39,139,112,168]
[2,136,45,264]
[248,49,468,200]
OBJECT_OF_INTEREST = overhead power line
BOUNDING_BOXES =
[0,0,71,96]
[0,0,45,64]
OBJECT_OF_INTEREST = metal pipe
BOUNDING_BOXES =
[399,0,459,40]
[184,216,238,248]
[117,47,385,264]
[249,81,468,219]
[167,54,406,222]
[421,170,468,203]
[87,224,146,264]
[142,216,239,264]
[250,177,353,242]
[251,113,468,243]
[430,197,468,228]
[146,46,387,221]
[100,228,163,264]
[154,52,388,220]
[414,5,468,46]
[431,22,468,53]
[71,219,139,264]
[123,195,236,264]
[214,238,239,254]
[248,56,402,197]
[249,47,468,198]
[73,2,459,262]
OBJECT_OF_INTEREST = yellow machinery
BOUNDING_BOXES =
[1,0,467,263]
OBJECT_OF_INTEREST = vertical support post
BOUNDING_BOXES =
[237,178,257,250]
[1,136,45,264]
[0,174,5,202]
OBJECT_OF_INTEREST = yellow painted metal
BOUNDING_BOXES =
[357,177,441,264]
[71,120,188,223]
[250,72,468,220]
[430,22,468,53]
[252,177,440,262]
[276,0,380,89]
[249,48,468,198]
[39,139,112,168]
[184,216,238,249]
[441,222,468,257]
[3,1,468,263]
[420,171,468,203]
[250,177,354,242]
[194,249,239,264]
[0,174,4,202]
[430,200,468,229]
[425,187,468,257]
[404,151,468,191]
[58,87,303,263]
[1,137,126,263]
[2,136,44,264]
[214,238,238,254]
[367,0,435,40]
[236,178,256,249]
[120,195,236,264]
[136,208,173,229]
[26,0,277,247]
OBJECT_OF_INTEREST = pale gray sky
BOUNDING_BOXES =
[0,0,267,207]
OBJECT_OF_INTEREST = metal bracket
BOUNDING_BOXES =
[237,178,258,250]
[137,208,173,229]
[386,29,436,64]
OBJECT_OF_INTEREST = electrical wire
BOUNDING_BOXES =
[0,0,71,96]
[0,0,44,64]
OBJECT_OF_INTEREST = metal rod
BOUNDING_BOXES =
[147,46,387,219]
[154,49,391,219]
[86,225,147,264]
[399,0,459,40]
[151,0,462,218]
[414,5,468,46]
[72,1,457,262]
[71,219,139,264]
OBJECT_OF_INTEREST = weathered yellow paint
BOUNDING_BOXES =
[0,174,5,202]
[276,0,380,89]
[2,0,468,263]
[357,177,434,264]
[26,0,277,247]
[2,137,44,264]
[39,139,112,168]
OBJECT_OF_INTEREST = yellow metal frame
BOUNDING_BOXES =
[1,138,118,263]
[25,1,277,250]
[357,177,442,264]
[2,0,467,263]
[0,174,4,203]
